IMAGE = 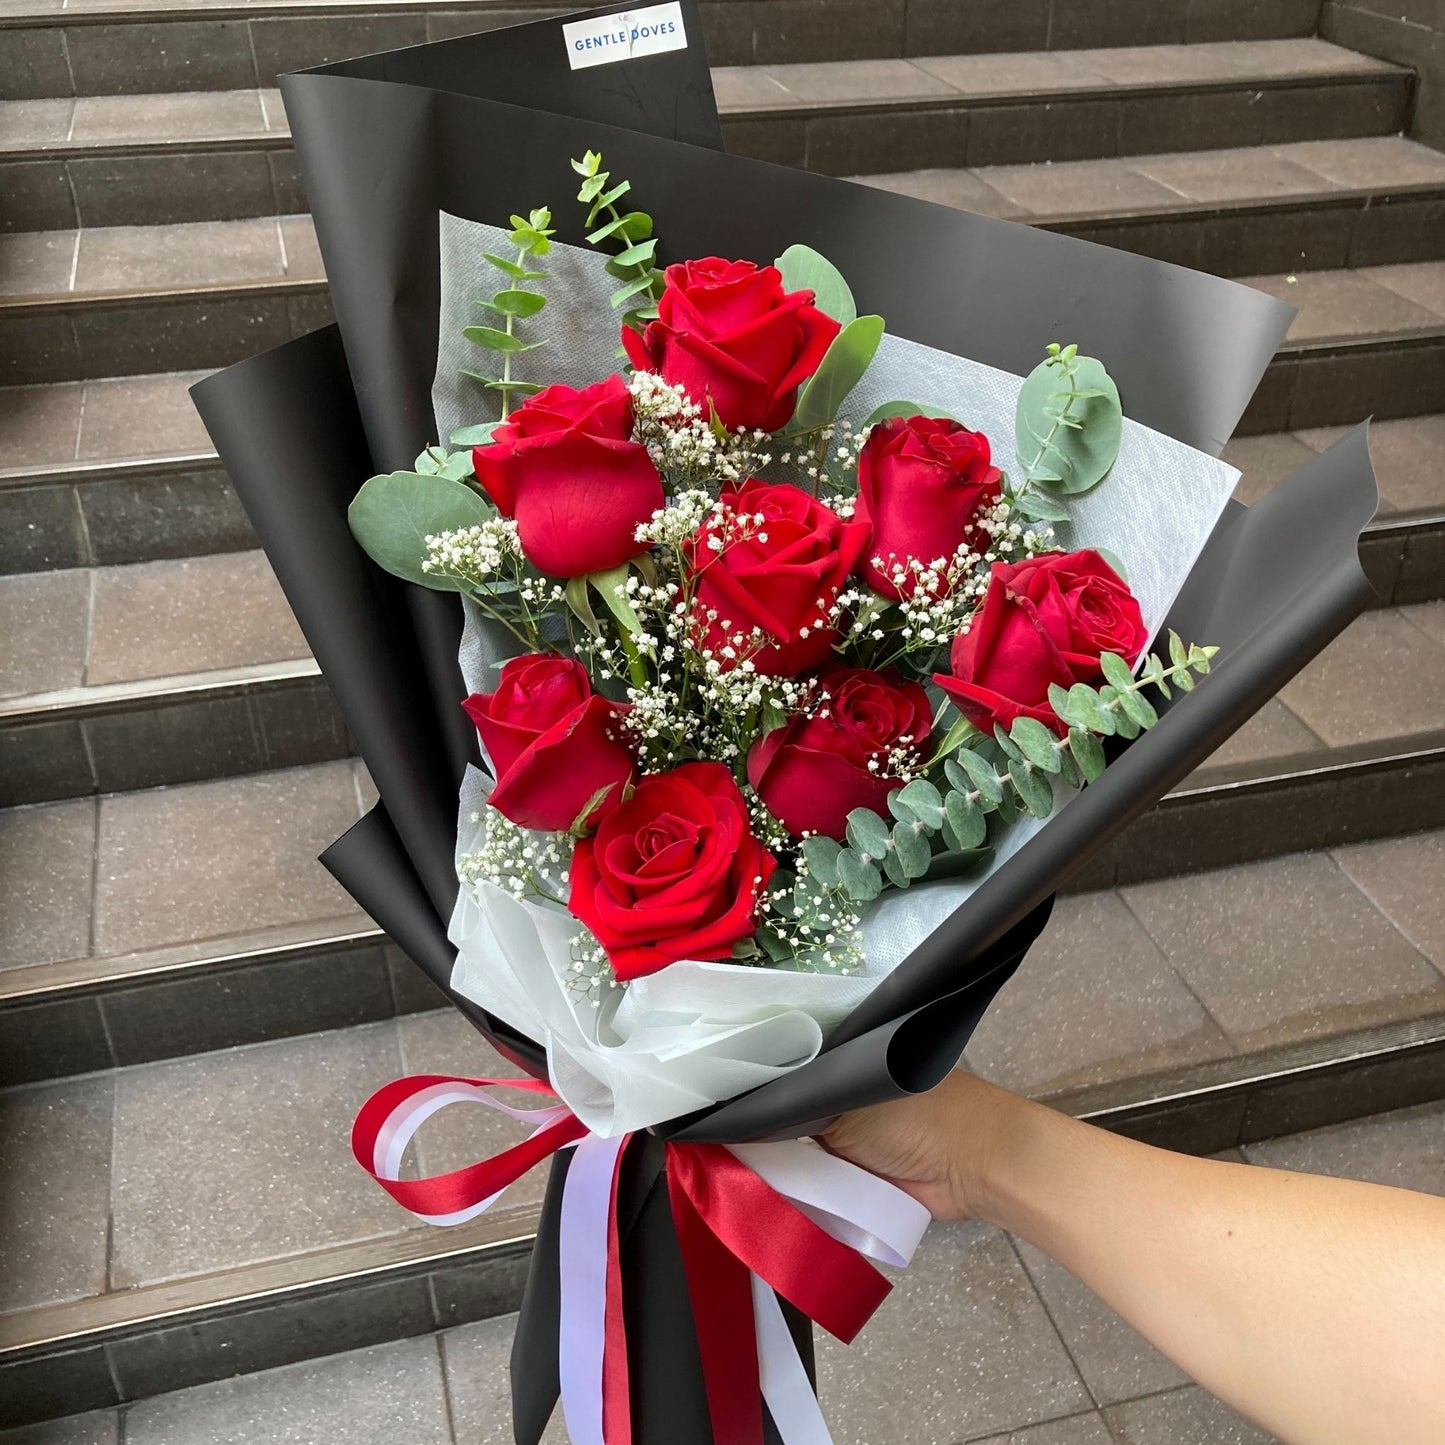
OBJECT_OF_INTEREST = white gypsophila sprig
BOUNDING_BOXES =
[422,519,522,584]
[457,807,571,904]
[627,371,769,487]
[758,847,864,974]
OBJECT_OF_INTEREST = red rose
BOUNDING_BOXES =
[683,479,871,677]
[748,666,932,840]
[621,258,839,433]
[473,374,663,578]
[935,549,1147,736]
[463,653,635,832]
[568,762,776,981]
[856,415,1003,600]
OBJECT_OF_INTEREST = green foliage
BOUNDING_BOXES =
[448,422,501,449]
[790,315,884,433]
[862,400,960,428]
[774,244,857,326]
[347,471,493,591]
[467,208,554,419]
[413,445,475,483]
[1008,343,1123,524]
[571,150,664,331]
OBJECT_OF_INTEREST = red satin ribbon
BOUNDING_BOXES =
[353,1078,895,1445]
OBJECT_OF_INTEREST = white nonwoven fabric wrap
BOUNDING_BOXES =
[438,213,1239,1134]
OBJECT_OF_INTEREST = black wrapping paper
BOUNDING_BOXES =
[191,5,1379,1438]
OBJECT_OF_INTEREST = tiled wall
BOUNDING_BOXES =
[1322,0,1445,147]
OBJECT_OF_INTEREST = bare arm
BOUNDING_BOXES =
[823,1071,1445,1445]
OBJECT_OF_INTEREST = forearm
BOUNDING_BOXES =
[973,1088,1445,1445]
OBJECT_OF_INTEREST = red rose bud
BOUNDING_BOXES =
[935,549,1147,737]
[567,761,777,981]
[621,258,840,433]
[683,479,871,677]
[856,415,1003,600]
[748,666,933,841]
[463,653,635,833]
[473,374,663,578]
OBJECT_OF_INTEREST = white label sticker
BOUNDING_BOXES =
[562,3,687,69]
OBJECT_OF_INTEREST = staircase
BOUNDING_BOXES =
[1,0,1443,1439]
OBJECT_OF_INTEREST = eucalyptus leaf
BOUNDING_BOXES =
[863,399,960,428]
[1015,354,1122,494]
[1116,685,1158,730]
[924,846,992,881]
[1009,717,1063,773]
[463,325,536,354]
[1069,727,1107,783]
[484,289,547,319]
[347,471,493,591]
[449,422,500,448]
[896,777,945,829]
[791,315,884,433]
[893,821,932,879]
[1099,651,1136,693]
[836,848,883,902]
[1100,687,1141,740]
[774,244,857,327]
[948,749,1004,805]
[1011,489,1072,524]
[845,808,891,862]
[1062,684,1116,736]
[1095,547,1130,583]
[1010,761,1055,819]
[882,846,910,890]
[943,790,987,849]
[801,835,842,889]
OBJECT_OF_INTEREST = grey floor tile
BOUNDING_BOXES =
[0,796,95,970]
[1333,827,1445,970]
[1281,135,1445,188]
[1104,1384,1278,1443]
[1132,146,1327,203]
[0,96,74,148]
[0,380,82,471]
[1220,431,1321,506]
[972,1412,1114,1444]
[977,158,1179,217]
[1277,608,1445,746]
[710,65,796,110]
[93,761,363,955]
[76,370,214,463]
[0,1075,113,1312]
[1083,42,1247,85]
[853,166,1026,216]
[69,90,265,146]
[1243,1098,1445,1195]
[1224,36,1383,75]
[1241,268,1441,342]
[0,230,78,296]
[1403,600,1445,649]
[87,550,307,685]
[1296,413,1445,514]
[0,568,91,698]
[966,892,1233,1097]
[1013,1240,1189,1406]
[0,1410,118,1444]
[1121,852,1445,1051]
[124,1336,451,1445]
[1193,696,1321,771]
[817,1222,1090,1441]
[1360,260,1445,322]
[110,1020,411,1287]
[764,58,955,104]
[73,218,285,294]
[443,1317,570,1444]
[913,50,1105,95]
[278,215,322,279]
[395,1010,551,1213]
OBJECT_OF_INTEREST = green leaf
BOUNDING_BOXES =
[947,749,1004,805]
[612,238,658,268]
[1011,489,1072,524]
[837,848,883,902]
[1095,547,1129,583]
[886,789,917,826]
[1100,687,1141,740]
[881,844,910,890]
[483,252,544,280]
[413,446,447,475]
[774,244,857,327]
[893,821,932,880]
[1062,684,1116,736]
[1069,727,1107,783]
[896,778,945,830]
[1116,685,1158,730]
[1175,666,1195,693]
[609,274,657,309]
[1099,651,1136,693]
[1015,353,1122,494]
[577,172,607,203]
[943,789,987,849]
[790,315,885,433]
[862,400,959,428]
[1009,717,1063,773]
[483,289,547,319]
[1168,630,1189,672]
[347,471,493,591]
[570,783,619,835]
[449,422,500,448]
[1009,760,1055,819]
[923,846,992,881]
[845,808,891,862]
[462,325,536,354]
[801,836,842,890]
[929,709,979,765]
[588,565,642,636]
[485,380,546,399]
[992,723,1024,764]
[564,575,602,637]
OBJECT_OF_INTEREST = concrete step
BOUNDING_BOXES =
[6,1095,1442,1443]
[0,551,349,806]
[0,0,1333,98]
[0,840,1440,1429]
[3,587,1444,1082]
[0,40,1413,229]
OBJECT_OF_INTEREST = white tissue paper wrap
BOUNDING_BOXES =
[436,214,1239,1135]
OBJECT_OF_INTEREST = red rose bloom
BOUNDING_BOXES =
[568,762,776,981]
[856,415,1003,600]
[748,666,933,840]
[473,374,663,578]
[463,653,635,832]
[683,479,871,677]
[935,549,1147,736]
[621,258,839,433]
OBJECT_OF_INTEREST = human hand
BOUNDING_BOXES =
[820,1069,1021,1222]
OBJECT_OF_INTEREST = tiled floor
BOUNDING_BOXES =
[13,1098,1442,1442]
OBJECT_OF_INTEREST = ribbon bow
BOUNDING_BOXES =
[353,1075,930,1445]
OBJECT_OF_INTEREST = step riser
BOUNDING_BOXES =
[3,1022,1439,1431]
[0,465,254,575]
[0,674,350,809]
[0,0,1327,100]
